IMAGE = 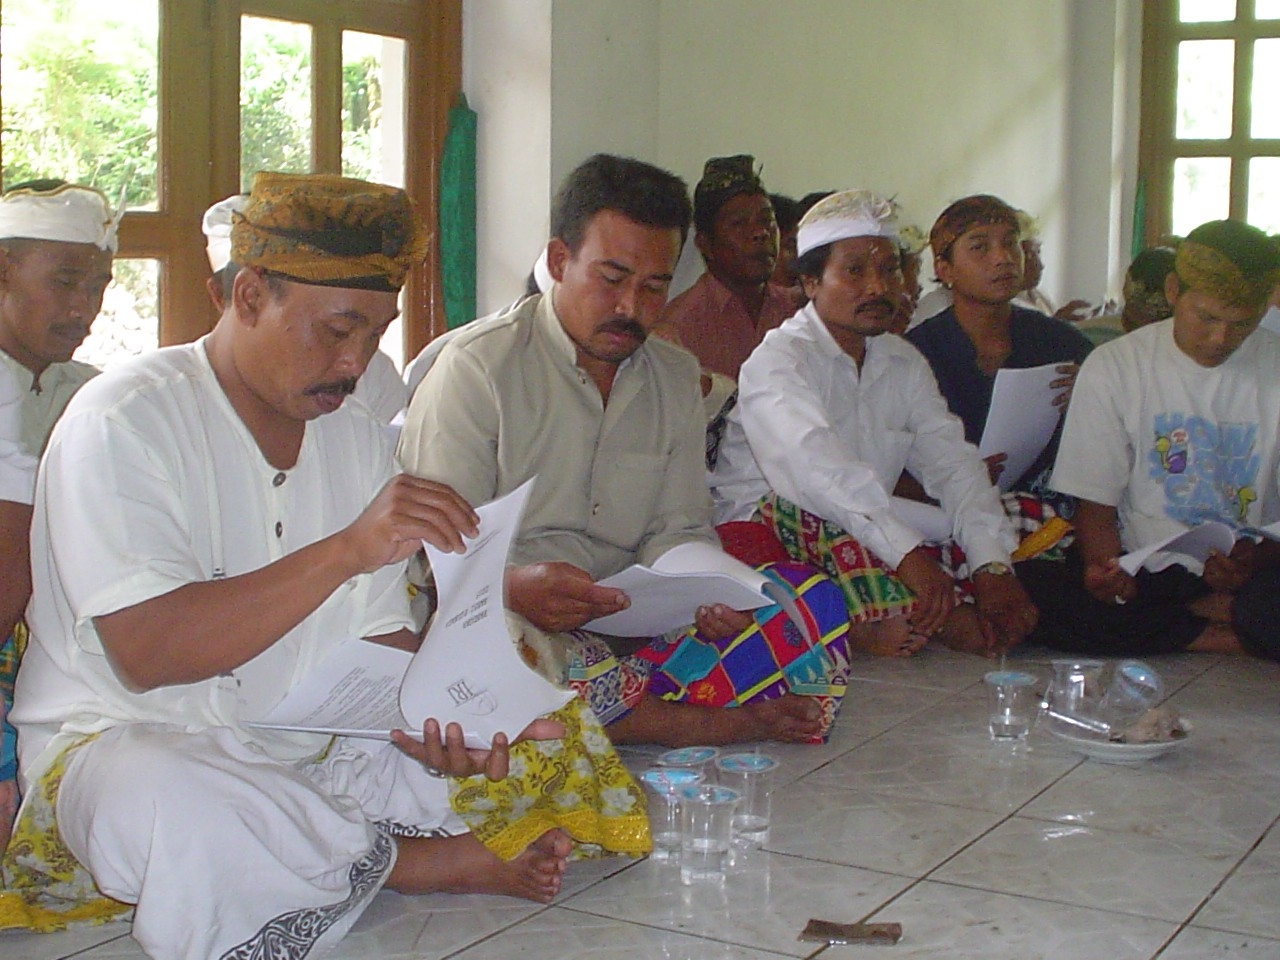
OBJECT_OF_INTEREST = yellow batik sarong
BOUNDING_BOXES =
[0,735,131,932]
[449,697,650,861]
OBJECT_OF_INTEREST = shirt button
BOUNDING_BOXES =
[275,521,283,537]
[273,472,286,487]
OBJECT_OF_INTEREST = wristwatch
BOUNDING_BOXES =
[973,561,1013,577]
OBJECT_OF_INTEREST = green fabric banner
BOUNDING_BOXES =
[439,94,477,329]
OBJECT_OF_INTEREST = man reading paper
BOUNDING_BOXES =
[399,155,850,748]
[4,174,649,959]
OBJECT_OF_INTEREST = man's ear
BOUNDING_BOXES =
[546,237,571,283]
[693,228,711,262]
[934,255,955,290]
[0,247,14,290]
[800,273,819,301]
[231,267,267,326]
[1163,271,1183,309]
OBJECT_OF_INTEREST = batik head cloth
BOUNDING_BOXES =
[1174,219,1280,309]
[231,172,429,292]
[694,154,767,231]
[929,194,1019,262]
[202,194,247,273]
[0,181,120,254]
[795,189,900,257]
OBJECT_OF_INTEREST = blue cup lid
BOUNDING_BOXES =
[984,670,1037,687]
[715,753,779,774]
[676,784,741,804]
[639,767,704,790]
[658,746,720,766]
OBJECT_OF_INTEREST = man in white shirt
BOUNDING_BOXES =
[713,189,1039,657]
[1026,218,1280,659]
[6,173,576,959]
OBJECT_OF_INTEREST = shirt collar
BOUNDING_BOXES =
[537,286,643,376]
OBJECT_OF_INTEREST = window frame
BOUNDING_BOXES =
[1139,0,1280,241]
[1,0,460,356]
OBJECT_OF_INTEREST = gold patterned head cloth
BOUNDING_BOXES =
[796,189,899,257]
[1174,219,1280,309]
[929,195,1019,261]
[694,154,766,233]
[231,172,429,292]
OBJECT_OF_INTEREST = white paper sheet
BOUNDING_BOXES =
[1118,522,1236,575]
[251,479,572,748]
[890,496,952,542]
[978,363,1066,492]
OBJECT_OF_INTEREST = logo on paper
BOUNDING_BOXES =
[447,678,497,716]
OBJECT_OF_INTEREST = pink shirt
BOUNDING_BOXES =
[660,272,798,379]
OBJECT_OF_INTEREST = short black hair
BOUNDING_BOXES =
[1127,246,1176,291]
[795,243,833,281]
[769,194,802,235]
[550,154,691,254]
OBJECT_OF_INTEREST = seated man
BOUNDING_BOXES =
[2,174,650,957]
[658,154,796,379]
[202,193,408,424]
[400,154,849,747]
[712,190,1039,658]
[1012,209,1092,323]
[0,180,114,856]
[1021,219,1280,659]
[906,195,1091,494]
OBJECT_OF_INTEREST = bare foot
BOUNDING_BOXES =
[607,693,824,746]
[848,615,927,657]
[1187,592,1234,624]
[935,604,995,657]
[1187,623,1248,654]
[386,828,571,902]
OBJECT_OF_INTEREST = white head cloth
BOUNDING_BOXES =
[203,194,248,272]
[1015,209,1041,242]
[796,189,900,257]
[0,183,120,254]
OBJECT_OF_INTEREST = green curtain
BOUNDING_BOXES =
[439,94,477,329]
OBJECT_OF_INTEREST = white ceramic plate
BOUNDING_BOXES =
[1046,722,1191,764]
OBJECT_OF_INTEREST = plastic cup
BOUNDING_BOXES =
[638,767,704,861]
[984,670,1038,741]
[677,783,740,885]
[714,753,779,848]
[658,746,720,782]
[1098,659,1163,729]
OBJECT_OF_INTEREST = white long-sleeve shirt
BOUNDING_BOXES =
[712,303,1015,570]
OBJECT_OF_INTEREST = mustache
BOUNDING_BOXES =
[597,318,648,341]
[304,378,358,398]
[855,297,897,316]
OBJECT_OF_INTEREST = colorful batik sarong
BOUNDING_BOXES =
[565,562,851,743]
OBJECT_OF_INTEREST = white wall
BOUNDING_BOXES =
[462,0,1140,314]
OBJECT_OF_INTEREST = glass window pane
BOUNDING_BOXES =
[1177,40,1235,139]
[1257,0,1280,18]
[1248,158,1280,236]
[341,32,407,188]
[240,16,313,192]
[1172,157,1232,236]
[1,0,158,210]
[77,259,159,369]
[1179,0,1236,21]
[1254,40,1280,138]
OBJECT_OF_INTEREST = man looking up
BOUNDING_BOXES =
[659,154,795,378]
[400,154,848,747]
[5,173,585,958]
[1024,219,1280,659]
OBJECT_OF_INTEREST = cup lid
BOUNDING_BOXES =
[658,746,720,766]
[639,767,704,789]
[676,783,741,804]
[715,753,779,774]
[984,670,1037,687]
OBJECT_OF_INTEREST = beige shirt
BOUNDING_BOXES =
[0,348,98,455]
[397,292,717,580]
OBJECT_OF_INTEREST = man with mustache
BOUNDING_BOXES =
[0,179,114,858]
[400,154,849,747]
[5,173,621,957]
[713,190,1039,658]
[657,154,795,379]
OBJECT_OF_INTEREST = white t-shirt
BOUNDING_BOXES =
[12,339,414,786]
[712,302,1015,570]
[0,362,37,505]
[1052,319,1280,558]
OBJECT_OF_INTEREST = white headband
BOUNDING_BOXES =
[0,183,120,254]
[795,189,902,258]
[202,194,248,272]
[796,218,900,258]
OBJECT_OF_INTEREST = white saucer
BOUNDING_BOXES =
[1046,722,1191,764]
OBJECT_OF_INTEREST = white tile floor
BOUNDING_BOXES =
[5,647,1279,960]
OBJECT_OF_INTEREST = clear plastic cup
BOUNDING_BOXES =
[984,670,1039,741]
[1098,659,1163,729]
[677,783,740,885]
[714,753,779,848]
[657,746,720,782]
[638,767,704,861]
